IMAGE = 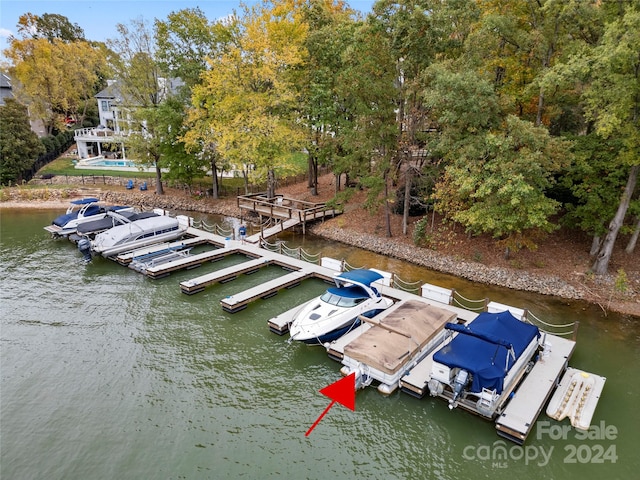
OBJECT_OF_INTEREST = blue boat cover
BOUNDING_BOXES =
[71,197,99,205]
[337,269,383,286]
[433,311,540,394]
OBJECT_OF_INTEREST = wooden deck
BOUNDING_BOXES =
[238,193,340,241]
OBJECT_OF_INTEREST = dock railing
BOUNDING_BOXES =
[198,225,580,338]
[237,193,341,223]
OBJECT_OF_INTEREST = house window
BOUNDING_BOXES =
[101,100,110,112]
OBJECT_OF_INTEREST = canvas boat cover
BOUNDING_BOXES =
[433,311,540,394]
[343,300,457,375]
[336,269,383,287]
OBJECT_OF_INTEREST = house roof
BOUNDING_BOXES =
[95,78,185,105]
[0,71,13,106]
[0,71,11,89]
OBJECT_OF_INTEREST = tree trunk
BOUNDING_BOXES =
[335,172,340,194]
[592,164,639,274]
[590,235,601,256]
[626,216,640,254]
[267,168,276,200]
[154,161,164,195]
[384,169,392,238]
[210,159,219,199]
[402,167,412,236]
[242,170,249,195]
[309,153,318,196]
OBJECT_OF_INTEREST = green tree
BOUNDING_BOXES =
[153,96,204,187]
[424,65,570,253]
[582,7,640,274]
[155,7,232,92]
[15,12,85,42]
[561,135,627,254]
[335,15,399,236]
[108,17,167,194]
[0,98,45,184]
[298,0,358,196]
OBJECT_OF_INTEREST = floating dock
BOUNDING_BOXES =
[220,269,314,313]
[180,255,269,294]
[545,367,606,431]
[78,214,602,445]
[494,335,576,444]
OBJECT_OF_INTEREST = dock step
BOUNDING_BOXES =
[546,367,606,431]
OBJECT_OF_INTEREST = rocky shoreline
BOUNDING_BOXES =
[3,187,585,299]
[308,223,586,300]
[4,185,639,316]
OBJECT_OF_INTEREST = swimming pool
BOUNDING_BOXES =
[74,156,157,172]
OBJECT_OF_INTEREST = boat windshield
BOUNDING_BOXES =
[320,286,368,308]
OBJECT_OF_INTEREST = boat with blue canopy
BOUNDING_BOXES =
[427,310,542,418]
[44,197,134,237]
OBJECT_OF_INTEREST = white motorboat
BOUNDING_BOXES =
[44,197,134,237]
[86,214,191,258]
[288,269,394,345]
[75,210,159,238]
[427,310,542,418]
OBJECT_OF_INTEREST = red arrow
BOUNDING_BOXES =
[305,372,356,436]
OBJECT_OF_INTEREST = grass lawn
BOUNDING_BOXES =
[38,157,156,178]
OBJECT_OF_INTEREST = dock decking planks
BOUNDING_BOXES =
[180,257,270,294]
[495,335,576,444]
[220,270,313,313]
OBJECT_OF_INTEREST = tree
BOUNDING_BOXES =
[298,0,358,196]
[108,17,167,194]
[15,12,85,42]
[583,7,640,274]
[155,7,232,92]
[187,1,306,199]
[423,65,570,253]
[156,8,236,197]
[0,99,45,184]
[335,14,399,236]
[5,37,106,134]
[561,135,627,255]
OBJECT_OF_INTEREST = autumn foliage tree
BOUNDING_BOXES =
[186,1,306,199]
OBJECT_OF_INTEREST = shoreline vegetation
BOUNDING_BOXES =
[2,177,638,319]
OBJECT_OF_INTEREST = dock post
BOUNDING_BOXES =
[572,320,580,341]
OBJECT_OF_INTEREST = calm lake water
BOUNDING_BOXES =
[1,209,638,480]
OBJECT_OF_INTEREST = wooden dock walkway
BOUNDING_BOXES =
[238,193,340,240]
[220,269,314,313]
[180,256,268,294]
